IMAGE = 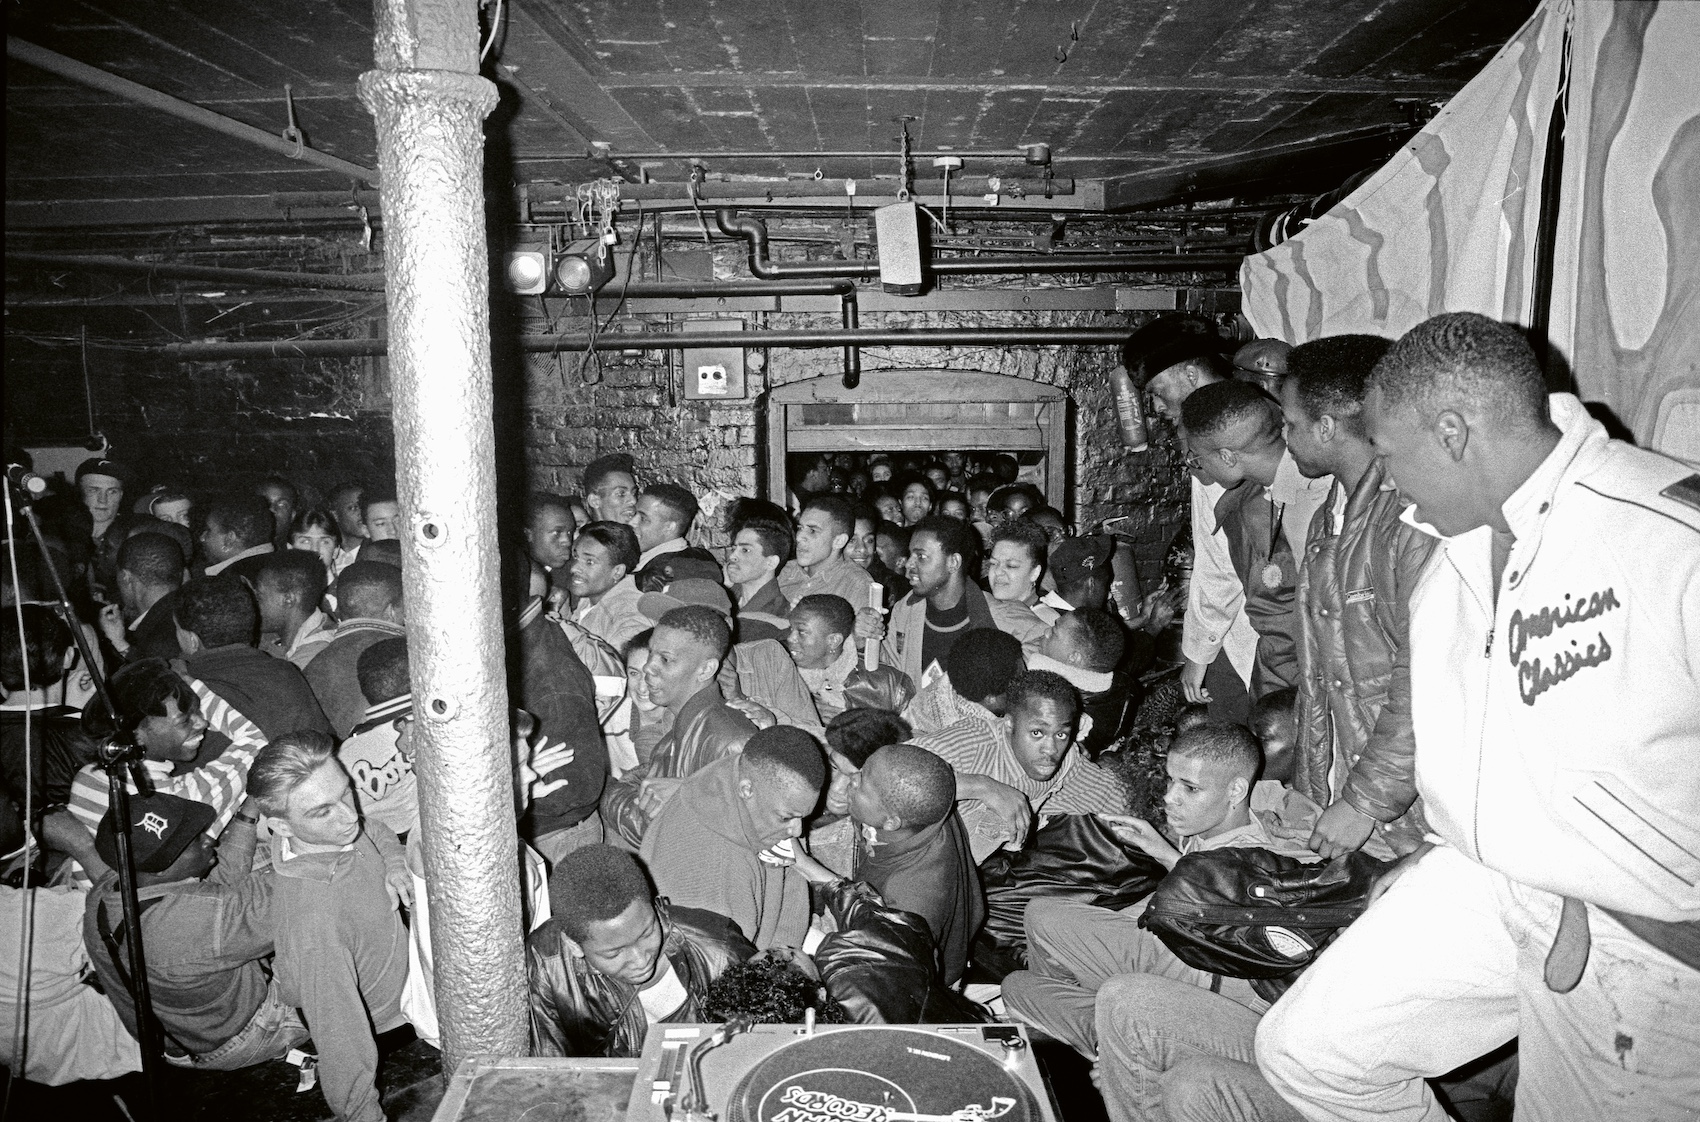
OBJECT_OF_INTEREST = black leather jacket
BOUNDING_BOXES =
[526,899,754,1057]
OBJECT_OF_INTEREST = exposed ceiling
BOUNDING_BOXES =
[6,0,1535,226]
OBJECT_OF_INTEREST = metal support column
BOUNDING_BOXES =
[358,0,528,1070]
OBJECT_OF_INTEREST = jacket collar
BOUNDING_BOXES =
[204,542,273,576]
[1026,651,1113,695]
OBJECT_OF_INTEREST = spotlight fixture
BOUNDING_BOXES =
[504,238,550,295]
[553,238,615,295]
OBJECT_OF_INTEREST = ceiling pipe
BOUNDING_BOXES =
[716,209,1242,278]
[6,37,381,187]
[152,325,1133,360]
[7,251,388,291]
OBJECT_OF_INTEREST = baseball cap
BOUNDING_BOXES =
[638,577,733,622]
[1233,338,1293,377]
[94,792,216,875]
[1049,534,1115,587]
[75,457,134,488]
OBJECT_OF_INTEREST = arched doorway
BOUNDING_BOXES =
[764,370,1071,510]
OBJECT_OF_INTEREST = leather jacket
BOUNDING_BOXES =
[1294,460,1435,856]
[814,880,987,1025]
[602,683,758,847]
[526,899,754,1057]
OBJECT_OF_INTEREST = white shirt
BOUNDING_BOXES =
[203,542,274,576]
[638,957,690,1023]
[635,537,688,570]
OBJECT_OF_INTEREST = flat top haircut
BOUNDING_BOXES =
[583,452,637,493]
[1180,379,1282,445]
[1062,608,1126,673]
[1369,311,1549,435]
[548,844,654,942]
[987,483,1045,515]
[944,628,1024,703]
[1,603,74,691]
[641,483,699,529]
[118,531,187,588]
[742,725,827,792]
[909,514,976,564]
[800,493,855,540]
[527,491,576,523]
[174,574,258,648]
[578,520,642,573]
[792,593,856,640]
[823,707,912,768]
[247,729,336,816]
[867,743,955,828]
[656,604,731,661]
[98,657,197,738]
[1169,721,1262,782]
[738,516,794,563]
[1288,334,1393,439]
[336,560,405,619]
[1007,668,1081,720]
[259,549,329,605]
[357,635,411,706]
[989,519,1048,568]
[206,493,274,548]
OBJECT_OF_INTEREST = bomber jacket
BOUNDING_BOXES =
[1406,394,1699,922]
[525,899,753,1058]
[1294,458,1436,858]
[601,682,757,847]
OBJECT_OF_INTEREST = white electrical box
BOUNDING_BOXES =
[681,319,747,400]
[874,201,925,295]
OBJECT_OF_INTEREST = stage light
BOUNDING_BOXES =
[504,239,550,295]
[553,238,614,295]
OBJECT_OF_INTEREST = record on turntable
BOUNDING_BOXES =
[725,1027,1034,1122]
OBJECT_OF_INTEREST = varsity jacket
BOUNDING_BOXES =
[1406,394,1699,922]
[1294,458,1436,858]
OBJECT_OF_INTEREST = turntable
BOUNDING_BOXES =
[628,1022,1060,1122]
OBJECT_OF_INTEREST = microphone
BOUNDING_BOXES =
[5,464,49,498]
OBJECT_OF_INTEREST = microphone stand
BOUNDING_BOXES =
[8,487,162,1119]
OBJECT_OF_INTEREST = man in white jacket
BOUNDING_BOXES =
[1256,312,1700,1121]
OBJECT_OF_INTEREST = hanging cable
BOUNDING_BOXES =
[479,0,505,63]
[2,478,38,1112]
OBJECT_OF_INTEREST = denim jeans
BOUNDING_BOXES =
[165,977,308,1071]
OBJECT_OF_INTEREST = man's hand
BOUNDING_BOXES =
[637,777,683,817]
[726,698,778,729]
[97,603,129,653]
[959,774,1033,852]
[854,606,886,643]
[786,843,840,886]
[383,862,415,911]
[1309,799,1376,860]
[522,740,575,802]
[1180,658,1211,704]
[1367,842,1433,906]
[1098,813,1183,870]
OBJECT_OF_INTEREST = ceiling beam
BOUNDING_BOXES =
[591,73,1468,97]
[500,0,661,159]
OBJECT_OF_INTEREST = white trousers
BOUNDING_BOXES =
[1255,844,1700,1122]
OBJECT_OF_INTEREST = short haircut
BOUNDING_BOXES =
[1169,721,1262,782]
[909,515,976,564]
[326,481,365,508]
[875,521,911,552]
[357,636,410,705]
[988,519,1048,568]
[259,474,300,504]
[117,532,186,588]
[1369,312,1549,435]
[1174,703,1212,733]
[966,472,999,497]
[898,474,937,503]
[792,594,855,640]
[1288,334,1393,439]
[548,844,654,942]
[290,507,341,543]
[823,707,912,768]
[259,549,328,606]
[623,627,655,661]
[988,483,1044,515]
[583,452,636,493]
[851,502,881,530]
[656,605,730,661]
[800,493,854,540]
[206,493,274,548]
[742,725,827,793]
[124,517,193,565]
[1250,686,1299,740]
[578,520,641,573]
[944,628,1024,703]
[360,538,403,567]
[1180,379,1282,445]
[526,491,576,525]
[1060,608,1126,673]
[361,491,398,518]
[336,560,404,619]
[867,743,955,828]
[736,516,793,564]
[248,729,337,816]
[96,658,197,740]
[173,574,258,648]
[641,483,698,530]
[1,603,74,691]
[1007,668,1081,720]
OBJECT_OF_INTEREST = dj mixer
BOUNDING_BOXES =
[627,1022,1061,1122]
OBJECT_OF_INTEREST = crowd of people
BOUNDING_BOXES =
[0,308,1694,1122]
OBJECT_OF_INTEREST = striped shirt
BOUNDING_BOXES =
[913,710,1127,863]
[64,676,267,888]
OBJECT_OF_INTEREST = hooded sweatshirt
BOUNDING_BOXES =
[641,755,811,950]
